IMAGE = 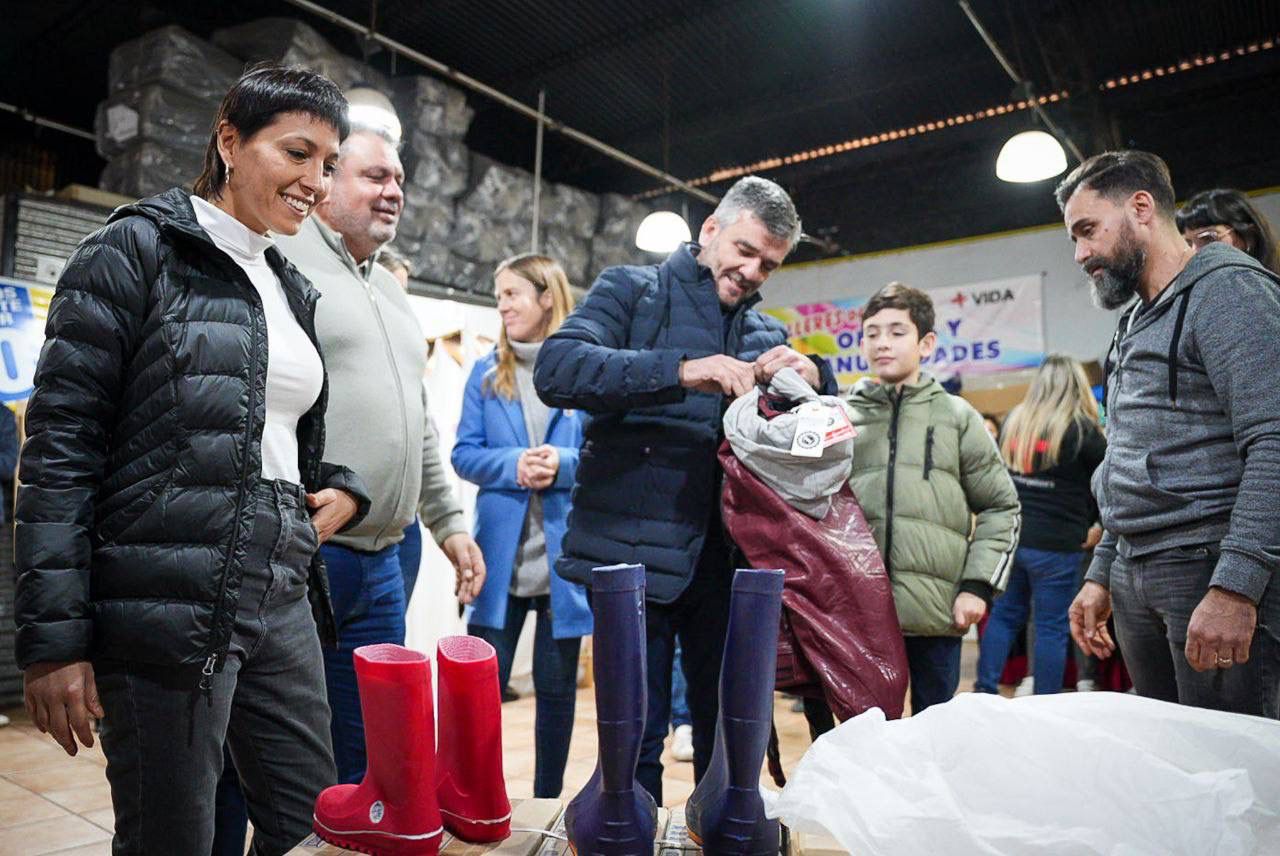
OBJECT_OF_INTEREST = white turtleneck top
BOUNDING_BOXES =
[191,196,323,485]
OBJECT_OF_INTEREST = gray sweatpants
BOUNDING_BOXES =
[96,479,337,855]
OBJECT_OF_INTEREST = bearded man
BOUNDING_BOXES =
[1057,149,1280,718]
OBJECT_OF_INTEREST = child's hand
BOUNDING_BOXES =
[952,592,987,630]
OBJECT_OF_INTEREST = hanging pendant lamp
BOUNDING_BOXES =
[996,130,1068,183]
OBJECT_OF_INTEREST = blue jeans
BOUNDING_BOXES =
[1110,543,1280,717]
[400,518,423,604]
[670,641,691,729]
[976,547,1082,695]
[904,635,963,715]
[321,541,407,783]
[469,594,581,798]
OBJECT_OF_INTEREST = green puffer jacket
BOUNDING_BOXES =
[845,373,1021,636]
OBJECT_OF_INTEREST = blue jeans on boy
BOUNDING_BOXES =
[976,546,1081,695]
[469,594,581,798]
[321,541,408,783]
[904,635,963,714]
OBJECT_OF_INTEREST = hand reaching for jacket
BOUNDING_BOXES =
[679,347,820,399]
[752,345,821,389]
[679,355,756,398]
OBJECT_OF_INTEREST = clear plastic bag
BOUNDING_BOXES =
[771,692,1280,855]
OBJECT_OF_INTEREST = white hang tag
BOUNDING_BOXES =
[790,401,830,457]
[789,401,856,458]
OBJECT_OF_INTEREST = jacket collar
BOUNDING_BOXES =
[1125,241,1273,335]
[189,195,274,260]
[662,241,763,312]
[114,188,318,306]
[308,215,383,282]
[850,371,943,404]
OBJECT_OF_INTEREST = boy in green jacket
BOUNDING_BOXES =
[842,283,1020,720]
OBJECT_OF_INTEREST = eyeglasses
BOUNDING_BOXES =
[1187,226,1233,250]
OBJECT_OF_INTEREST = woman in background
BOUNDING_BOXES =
[1176,188,1280,275]
[976,354,1105,696]
[452,253,591,798]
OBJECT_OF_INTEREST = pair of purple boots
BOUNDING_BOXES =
[565,563,784,856]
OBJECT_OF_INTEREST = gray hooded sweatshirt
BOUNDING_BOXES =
[1086,242,1280,603]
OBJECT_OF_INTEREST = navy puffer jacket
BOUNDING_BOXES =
[534,243,835,602]
[14,188,370,673]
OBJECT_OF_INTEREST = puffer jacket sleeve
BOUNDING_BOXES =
[534,266,687,412]
[317,462,372,534]
[14,224,153,668]
[956,403,1021,597]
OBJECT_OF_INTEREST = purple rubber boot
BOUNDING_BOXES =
[685,568,785,855]
[564,564,657,856]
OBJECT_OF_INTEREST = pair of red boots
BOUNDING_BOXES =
[312,637,511,855]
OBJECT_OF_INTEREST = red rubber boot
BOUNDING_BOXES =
[312,644,443,855]
[435,635,512,842]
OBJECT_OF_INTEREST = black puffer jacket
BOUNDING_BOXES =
[14,188,370,674]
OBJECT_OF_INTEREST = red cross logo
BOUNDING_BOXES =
[950,292,966,308]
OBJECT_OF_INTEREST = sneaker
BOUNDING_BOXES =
[671,724,694,762]
[1075,679,1097,693]
[1014,677,1035,697]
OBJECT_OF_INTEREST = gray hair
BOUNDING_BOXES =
[341,122,401,153]
[712,175,802,249]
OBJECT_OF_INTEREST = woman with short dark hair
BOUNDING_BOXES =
[15,64,370,854]
[1177,188,1280,275]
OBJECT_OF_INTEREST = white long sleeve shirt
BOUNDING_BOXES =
[192,196,323,484]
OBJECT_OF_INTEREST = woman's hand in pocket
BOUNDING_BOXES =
[306,489,359,543]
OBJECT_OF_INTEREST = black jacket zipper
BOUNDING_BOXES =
[923,425,935,480]
[200,263,265,691]
[883,388,904,576]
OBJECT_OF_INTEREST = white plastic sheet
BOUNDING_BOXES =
[771,692,1280,855]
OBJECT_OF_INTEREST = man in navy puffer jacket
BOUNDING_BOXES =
[535,176,835,801]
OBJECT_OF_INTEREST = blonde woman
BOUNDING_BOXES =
[451,254,590,797]
[976,354,1106,695]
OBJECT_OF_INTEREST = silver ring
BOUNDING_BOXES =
[1215,655,1233,666]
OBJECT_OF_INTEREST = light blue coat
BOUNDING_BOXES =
[451,351,591,638]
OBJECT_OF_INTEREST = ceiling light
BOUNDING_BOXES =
[996,130,1068,183]
[635,211,691,253]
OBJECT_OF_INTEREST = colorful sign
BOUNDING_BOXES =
[763,274,1044,388]
[0,277,54,402]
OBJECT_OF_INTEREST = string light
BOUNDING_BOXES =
[635,33,1278,199]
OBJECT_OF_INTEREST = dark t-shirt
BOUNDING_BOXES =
[1007,420,1107,552]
